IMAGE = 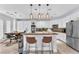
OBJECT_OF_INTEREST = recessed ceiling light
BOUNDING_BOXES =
[38,4,41,6]
[30,4,32,6]
[46,4,49,6]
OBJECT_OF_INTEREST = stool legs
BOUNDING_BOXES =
[51,42,53,53]
[49,43,51,54]
[41,43,43,54]
[41,42,53,54]
[27,44,38,54]
[35,43,38,54]
[28,44,30,53]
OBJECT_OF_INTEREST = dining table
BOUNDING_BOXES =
[4,32,24,43]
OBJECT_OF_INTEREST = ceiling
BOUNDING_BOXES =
[0,4,79,19]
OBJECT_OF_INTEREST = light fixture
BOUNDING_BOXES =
[30,4,33,20]
[38,4,41,19]
[46,13,49,19]
[46,4,49,19]
[38,13,41,19]
[30,13,33,20]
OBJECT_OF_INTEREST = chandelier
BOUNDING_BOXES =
[30,4,50,20]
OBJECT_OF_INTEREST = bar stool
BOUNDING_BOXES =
[42,36,53,54]
[26,37,37,54]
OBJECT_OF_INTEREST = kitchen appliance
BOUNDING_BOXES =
[31,22,36,33]
[66,20,79,51]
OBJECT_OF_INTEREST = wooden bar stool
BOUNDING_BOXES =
[42,36,53,54]
[26,37,37,53]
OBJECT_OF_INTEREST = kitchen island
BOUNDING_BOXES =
[18,32,59,54]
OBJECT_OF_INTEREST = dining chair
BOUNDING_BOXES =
[6,34,15,43]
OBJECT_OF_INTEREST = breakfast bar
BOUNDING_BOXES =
[19,32,58,54]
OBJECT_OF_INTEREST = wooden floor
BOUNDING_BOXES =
[0,40,18,54]
[0,39,79,54]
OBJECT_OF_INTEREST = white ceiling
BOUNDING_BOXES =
[0,4,79,19]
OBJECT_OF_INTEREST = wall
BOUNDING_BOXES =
[0,13,14,39]
[0,19,3,39]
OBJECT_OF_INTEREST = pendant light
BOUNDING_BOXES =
[38,4,41,20]
[30,4,33,20]
[46,4,49,19]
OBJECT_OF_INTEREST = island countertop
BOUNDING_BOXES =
[22,32,58,35]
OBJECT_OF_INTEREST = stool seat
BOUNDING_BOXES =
[42,37,52,43]
[26,37,37,44]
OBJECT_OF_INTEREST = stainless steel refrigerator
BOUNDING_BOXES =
[66,20,79,51]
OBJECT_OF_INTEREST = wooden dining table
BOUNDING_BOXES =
[4,32,24,43]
